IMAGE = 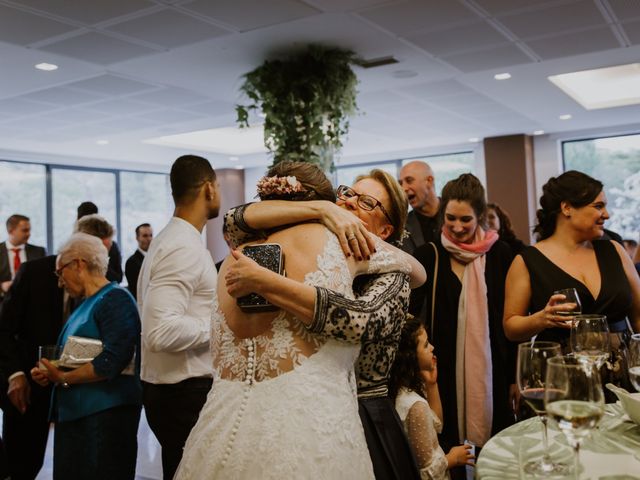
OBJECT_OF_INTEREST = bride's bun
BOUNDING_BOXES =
[259,161,335,202]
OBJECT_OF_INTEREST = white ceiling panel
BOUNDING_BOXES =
[3,115,70,131]
[86,98,159,115]
[14,0,156,25]
[64,74,159,95]
[525,26,620,59]
[18,86,107,106]
[37,108,113,124]
[358,0,478,35]
[0,5,77,46]
[128,87,212,107]
[183,100,237,116]
[93,117,159,132]
[0,97,56,115]
[182,0,320,32]
[398,79,478,100]
[605,0,640,21]
[133,109,207,124]
[106,9,231,48]
[306,0,394,13]
[26,131,85,143]
[497,0,607,39]
[39,32,159,65]
[406,21,509,57]
[623,19,640,44]
[357,90,411,108]
[472,0,566,15]
[440,44,533,72]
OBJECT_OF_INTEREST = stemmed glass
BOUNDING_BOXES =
[545,356,605,480]
[570,314,610,368]
[517,341,567,476]
[553,288,582,322]
[629,333,640,392]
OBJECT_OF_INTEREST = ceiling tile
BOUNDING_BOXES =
[440,44,532,72]
[19,87,107,106]
[133,109,206,124]
[0,5,77,46]
[38,108,113,124]
[407,21,508,56]
[106,9,230,48]
[358,0,478,35]
[128,87,212,107]
[183,100,237,116]
[310,0,393,13]
[425,93,495,109]
[182,0,320,32]
[473,0,563,15]
[64,74,159,95]
[39,32,159,65]
[0,97,57,115]
[5,116,70,131]
[94,117,158,131]
[606,0,640,21]
[398,79,478,100]
[623,19,640,44]
[15,0,155,25]
[28,131,83,143]
[86,98,159,115]
[357,90,410,108]
[525,26,620,59]
[498,0,606,39]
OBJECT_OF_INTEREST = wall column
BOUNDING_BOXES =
[483,134,537,244]
[206,168,244,264]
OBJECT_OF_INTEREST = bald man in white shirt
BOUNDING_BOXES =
[137,155,220,480]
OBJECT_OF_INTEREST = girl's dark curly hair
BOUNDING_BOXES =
[533,170,602,240]
[488,203,517,243]
[389,315,426,401]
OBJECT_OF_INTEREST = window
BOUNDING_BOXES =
[51,168,117,252]
[0,161,47,249]
[120,171,173,261]
[401,152,475,196]
[563,133,640,239]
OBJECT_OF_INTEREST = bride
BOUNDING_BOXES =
[175,162,422,479]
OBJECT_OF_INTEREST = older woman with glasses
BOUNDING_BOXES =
[31,232,141,480]
[220,169,424,479]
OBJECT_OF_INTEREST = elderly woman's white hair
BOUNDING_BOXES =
[58,233,109,276]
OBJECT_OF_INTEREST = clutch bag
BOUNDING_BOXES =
[59,335,135,375]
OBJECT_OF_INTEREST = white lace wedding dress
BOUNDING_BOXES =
[174,232,378,480]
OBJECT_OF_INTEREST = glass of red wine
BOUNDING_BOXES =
[517,341,568,476]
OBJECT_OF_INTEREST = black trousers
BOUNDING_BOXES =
[142,377,212,480]
[1,383,51,480]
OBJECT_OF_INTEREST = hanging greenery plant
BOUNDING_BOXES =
[236,45,358,172]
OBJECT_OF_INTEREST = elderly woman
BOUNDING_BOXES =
[31,232,141,480]
[409,173,515,479]
[504,170,640,390]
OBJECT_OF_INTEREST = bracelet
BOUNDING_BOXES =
[60,374,71,389]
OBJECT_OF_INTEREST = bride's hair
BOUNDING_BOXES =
[388,315,426,400]
[259,161,336,202]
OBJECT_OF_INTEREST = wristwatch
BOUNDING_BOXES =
[60,374,71,389]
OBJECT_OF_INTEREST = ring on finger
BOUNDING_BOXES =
[347,234,356,241]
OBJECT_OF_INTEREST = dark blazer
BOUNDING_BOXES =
[399,210,440,255]
[107,241,123,284]
[125,249,145,301]
[0,255,64,382]
[0,242,47,284]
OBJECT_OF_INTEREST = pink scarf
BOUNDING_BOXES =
[441,228,498,446]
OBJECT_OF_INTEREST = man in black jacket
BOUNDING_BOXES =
[125,223,153,300]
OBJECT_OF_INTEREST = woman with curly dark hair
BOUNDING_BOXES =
[503,170,640,391]
[487,203,526,255]
[390,316,473,480]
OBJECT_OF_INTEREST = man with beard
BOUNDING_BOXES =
[137,155,220,480]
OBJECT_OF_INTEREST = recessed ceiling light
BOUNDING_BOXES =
[235,165,244,170]
[548,63,640,110]
[96,139,109,145]
[494,72,511,80]
[559,114,572,120]
[35,62,58,71]
[229,156,239,161]
[144,125,267,155]
[468,137,480,142]
[533,130,545,135]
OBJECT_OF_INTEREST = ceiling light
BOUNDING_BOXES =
[144,125,267,155]
[96,139,109,145]
[548,63,640,110]
[235,165,244,170]
[229,156,239,161]
[533,130,545,135]
[494,72,511,80]
[468,137,480,142]
[35,62,58,71]
[559,114,572,120]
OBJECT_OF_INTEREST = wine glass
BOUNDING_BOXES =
[516,341,567,476]
[545,355,605,480]
[570,314,610,368]
[629,333,640,392]
[553,288,582,322]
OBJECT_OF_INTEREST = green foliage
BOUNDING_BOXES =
[236,45,359,172]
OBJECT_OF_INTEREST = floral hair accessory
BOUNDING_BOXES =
[256,175,307,198]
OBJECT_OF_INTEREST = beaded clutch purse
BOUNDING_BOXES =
[237,243,284,312]
[59,335,135,375]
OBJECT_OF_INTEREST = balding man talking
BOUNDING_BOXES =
[398,161,441,254]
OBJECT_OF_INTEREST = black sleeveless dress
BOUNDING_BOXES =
[521,240,634,394]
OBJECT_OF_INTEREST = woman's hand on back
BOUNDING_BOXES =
[225,249,273,298]
[318,202,376,260]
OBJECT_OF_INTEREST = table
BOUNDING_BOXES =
[477,403,640,479]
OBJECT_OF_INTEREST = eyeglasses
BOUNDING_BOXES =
[54,260,76,278]
[336,185,393,223]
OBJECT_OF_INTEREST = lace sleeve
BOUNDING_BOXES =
[366,237,411,275]
[308,272,409,343]
[224,203,267,247]
[406,401,449,480]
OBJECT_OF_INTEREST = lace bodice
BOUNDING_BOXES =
[211,230,355,382]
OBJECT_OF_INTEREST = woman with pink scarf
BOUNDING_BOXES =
[408,174,516,480]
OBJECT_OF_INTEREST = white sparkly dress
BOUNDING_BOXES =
[174,230,405,480]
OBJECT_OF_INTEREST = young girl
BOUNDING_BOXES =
[390,316,474,480]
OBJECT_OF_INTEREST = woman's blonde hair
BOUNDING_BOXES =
[356,169,408,244]
[58,233,109,276]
